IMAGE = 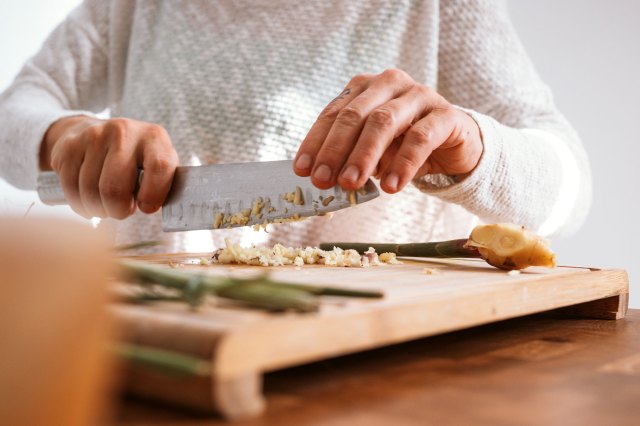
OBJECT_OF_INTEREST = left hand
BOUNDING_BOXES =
[293,69,483,193]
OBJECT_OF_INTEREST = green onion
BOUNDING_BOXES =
[118,260,382,313]
[319,239,480,258]
[113,240,164,252]
[114,343,211,377]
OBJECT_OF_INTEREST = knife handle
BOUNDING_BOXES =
[37,170,144,206]
[37,172,66,205]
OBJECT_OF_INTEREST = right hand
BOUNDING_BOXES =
[39,116,179,219]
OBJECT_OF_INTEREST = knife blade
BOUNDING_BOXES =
[37,160,380,232]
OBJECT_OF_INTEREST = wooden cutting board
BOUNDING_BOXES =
[114,253,628,420]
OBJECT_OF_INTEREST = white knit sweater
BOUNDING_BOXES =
[0,0,591,253]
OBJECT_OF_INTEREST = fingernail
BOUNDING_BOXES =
[384,173,399,190]
[313,164,332,182]
[341,165,360,182]
[295,153,312,170]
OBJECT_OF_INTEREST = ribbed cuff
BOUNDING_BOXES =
[9,108,97,190]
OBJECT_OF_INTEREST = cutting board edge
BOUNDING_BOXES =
[212,267,629,378]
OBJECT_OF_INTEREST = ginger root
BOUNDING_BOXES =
[464,223,556,270]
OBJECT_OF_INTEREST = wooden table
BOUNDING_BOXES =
[117,309,640,426]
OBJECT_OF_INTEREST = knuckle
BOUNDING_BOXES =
[395,151,420,170]
[406,126,433,146]
[382,68,408,82]
[350,150,378,170]
[368,108,396,129]
[319,104,341,121]
[145,124,169,141]
[145,153,177,174]
[106,117,130,129]
[336,106,364,126]
[413,84,433,98]
[439,105,457,119]
[99,180,128,201]
[433,94,450,110]
[105,118,130,136]
[349,73,370,86]
[317,143,344,160]
[103,118,131,149]
[83,125,103,140]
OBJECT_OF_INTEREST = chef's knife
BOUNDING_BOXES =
[37,160,380,232]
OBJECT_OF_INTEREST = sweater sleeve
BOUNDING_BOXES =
[0,0,110,190]
[412,0,592,238]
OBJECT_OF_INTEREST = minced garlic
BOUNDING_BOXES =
[227,209,251,226]
[251,197,265,216]
[212,240,399,268]
[213,212,224,229]
[293,186,305,205]
[379,252,401,264]
[213,186,342,231]
[273,213,304,224]
[321,195,335,206]
[213,207,252,229]
[347,190,357,206]
[282,186,305,206]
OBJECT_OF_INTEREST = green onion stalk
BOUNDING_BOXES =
[114,343,212,377]
[118,260,383,313]
[319,239,478,259]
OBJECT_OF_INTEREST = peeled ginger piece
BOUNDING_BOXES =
[464,223,556,270]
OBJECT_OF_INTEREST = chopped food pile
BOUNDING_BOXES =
[212,239,400,268]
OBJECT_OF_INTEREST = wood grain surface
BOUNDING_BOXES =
[117,310,640,426]
[114,253,628,419]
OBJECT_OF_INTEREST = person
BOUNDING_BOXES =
[0,0,591,252]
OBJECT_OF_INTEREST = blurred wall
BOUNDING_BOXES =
[0,0,82,219]
[1,0,637,306]
[508,0,640,308]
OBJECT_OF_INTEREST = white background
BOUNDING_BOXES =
[1,0,638,307]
